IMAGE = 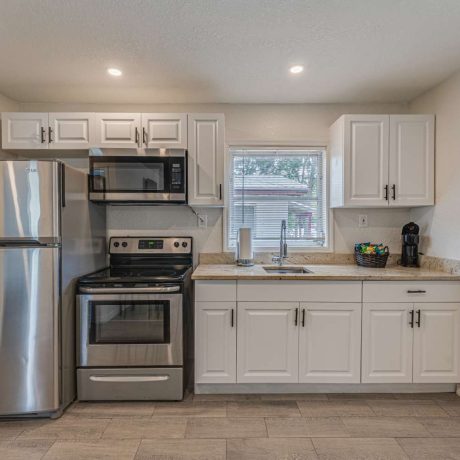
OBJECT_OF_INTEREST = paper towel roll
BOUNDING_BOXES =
[237,227,254,266]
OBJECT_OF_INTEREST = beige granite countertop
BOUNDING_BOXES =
[192,264,460,281]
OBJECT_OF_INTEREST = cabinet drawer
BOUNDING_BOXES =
[363,281,460,303]
[237,281,361,302]
[195,280,236,301]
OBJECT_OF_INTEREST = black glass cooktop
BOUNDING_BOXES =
[79,265,191,285]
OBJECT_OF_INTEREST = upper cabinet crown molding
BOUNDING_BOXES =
[329,114,434,208]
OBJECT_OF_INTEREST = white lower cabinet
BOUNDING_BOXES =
[413,303,460,383]
[362,303,414,383]
[237,302,299,383]
[299,303,361,383]
[194,281,460,388]
[362,302,460,384]
[195,302,236,384]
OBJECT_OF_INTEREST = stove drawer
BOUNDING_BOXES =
[77,367,183,401]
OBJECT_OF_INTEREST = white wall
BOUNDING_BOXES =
[18,101,411,255]
[409,70,460,260]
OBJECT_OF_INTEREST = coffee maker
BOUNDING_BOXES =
[400,222,420,267]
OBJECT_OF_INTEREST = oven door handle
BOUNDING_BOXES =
[79,286,181,294]
[89,375,170,383]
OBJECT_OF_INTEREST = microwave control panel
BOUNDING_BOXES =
[170,157,185,193]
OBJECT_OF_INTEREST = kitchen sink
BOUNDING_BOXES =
[263,266,314,274]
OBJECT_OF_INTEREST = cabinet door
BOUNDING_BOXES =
[413,303,460,383]
[195,302,236,384]
[389,115,435,206]
[237,302,299,383]
[142,113,187,148]
[94,113,141,148]
[187,114,225,206]
[362,303,413,383]
[343,115,389,207]
[1,112,49,149]
[48,113,94,149]
[299,303,361,383]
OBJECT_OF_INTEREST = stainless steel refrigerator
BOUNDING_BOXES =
[0,160,106,417]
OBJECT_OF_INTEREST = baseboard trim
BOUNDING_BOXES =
[195,383,456,394]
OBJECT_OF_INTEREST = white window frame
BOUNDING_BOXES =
[223,144,333,253]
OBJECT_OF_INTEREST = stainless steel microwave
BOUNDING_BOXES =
[88,149,187,204]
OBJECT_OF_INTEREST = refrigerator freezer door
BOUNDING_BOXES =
[0,246,60,415]
[0,161,60,240]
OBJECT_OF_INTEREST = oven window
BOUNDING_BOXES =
[91,158,167,192]
[89,301,170,344]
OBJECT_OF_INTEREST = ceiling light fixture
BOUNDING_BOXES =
[107,68,122,77]
[289,65,304,74]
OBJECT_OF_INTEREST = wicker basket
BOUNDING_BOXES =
[354,247,389,268]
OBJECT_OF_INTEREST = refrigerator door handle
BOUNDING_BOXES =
[61,163,66,207]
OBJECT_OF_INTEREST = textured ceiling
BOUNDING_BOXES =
[1,0,460,104]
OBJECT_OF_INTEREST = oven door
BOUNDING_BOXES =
[88,154,186,203]
[78,291,183,367]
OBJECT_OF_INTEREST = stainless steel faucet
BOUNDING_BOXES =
[272,219,288,266]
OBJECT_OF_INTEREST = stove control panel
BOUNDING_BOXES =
[110,237,192,254]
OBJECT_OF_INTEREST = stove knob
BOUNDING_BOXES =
[182,242,188,248]
[174,242,180,248]
[114,242,120,248]
[122,242,128,248]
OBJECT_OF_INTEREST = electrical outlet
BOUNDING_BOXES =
[358,214,368,228]
[197,214,208,228]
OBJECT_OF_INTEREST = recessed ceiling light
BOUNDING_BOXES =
[289,65,304,74]
[107,68,122,77]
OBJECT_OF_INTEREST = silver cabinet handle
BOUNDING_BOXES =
[407,290,426,294]
[90,375,169,383]
[79,286,181,294]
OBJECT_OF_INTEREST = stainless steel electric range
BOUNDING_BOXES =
[76,236,193,401]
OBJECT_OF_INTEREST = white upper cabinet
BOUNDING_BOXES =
[187,113,225,206]
[237,302,299,383]
[413,303,460,383]
[195,301,236,384]
[48,113,94,150]
[389,115,435,206]
[142,113,187,148]
[94,113,141,148]
[330,114,434,208]
[1,112,49,149]
[299,303,361,383]
[362,303,414,383]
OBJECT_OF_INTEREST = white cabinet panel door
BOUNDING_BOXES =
[195,302,236,384]
[237,302,299,383]
[389,115,434,206]
[299,303,361,383]
[142,113,187,148]
[343,115,389,207]
[413,303,460,383]
[187,114,225,206]
[49,113,94,149]
[1,112,49,149]
[362,303,413,383]
[94,113,141,148]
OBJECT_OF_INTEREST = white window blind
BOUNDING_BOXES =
[227,148,328,250]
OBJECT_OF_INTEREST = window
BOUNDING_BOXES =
[227,148,328,250]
